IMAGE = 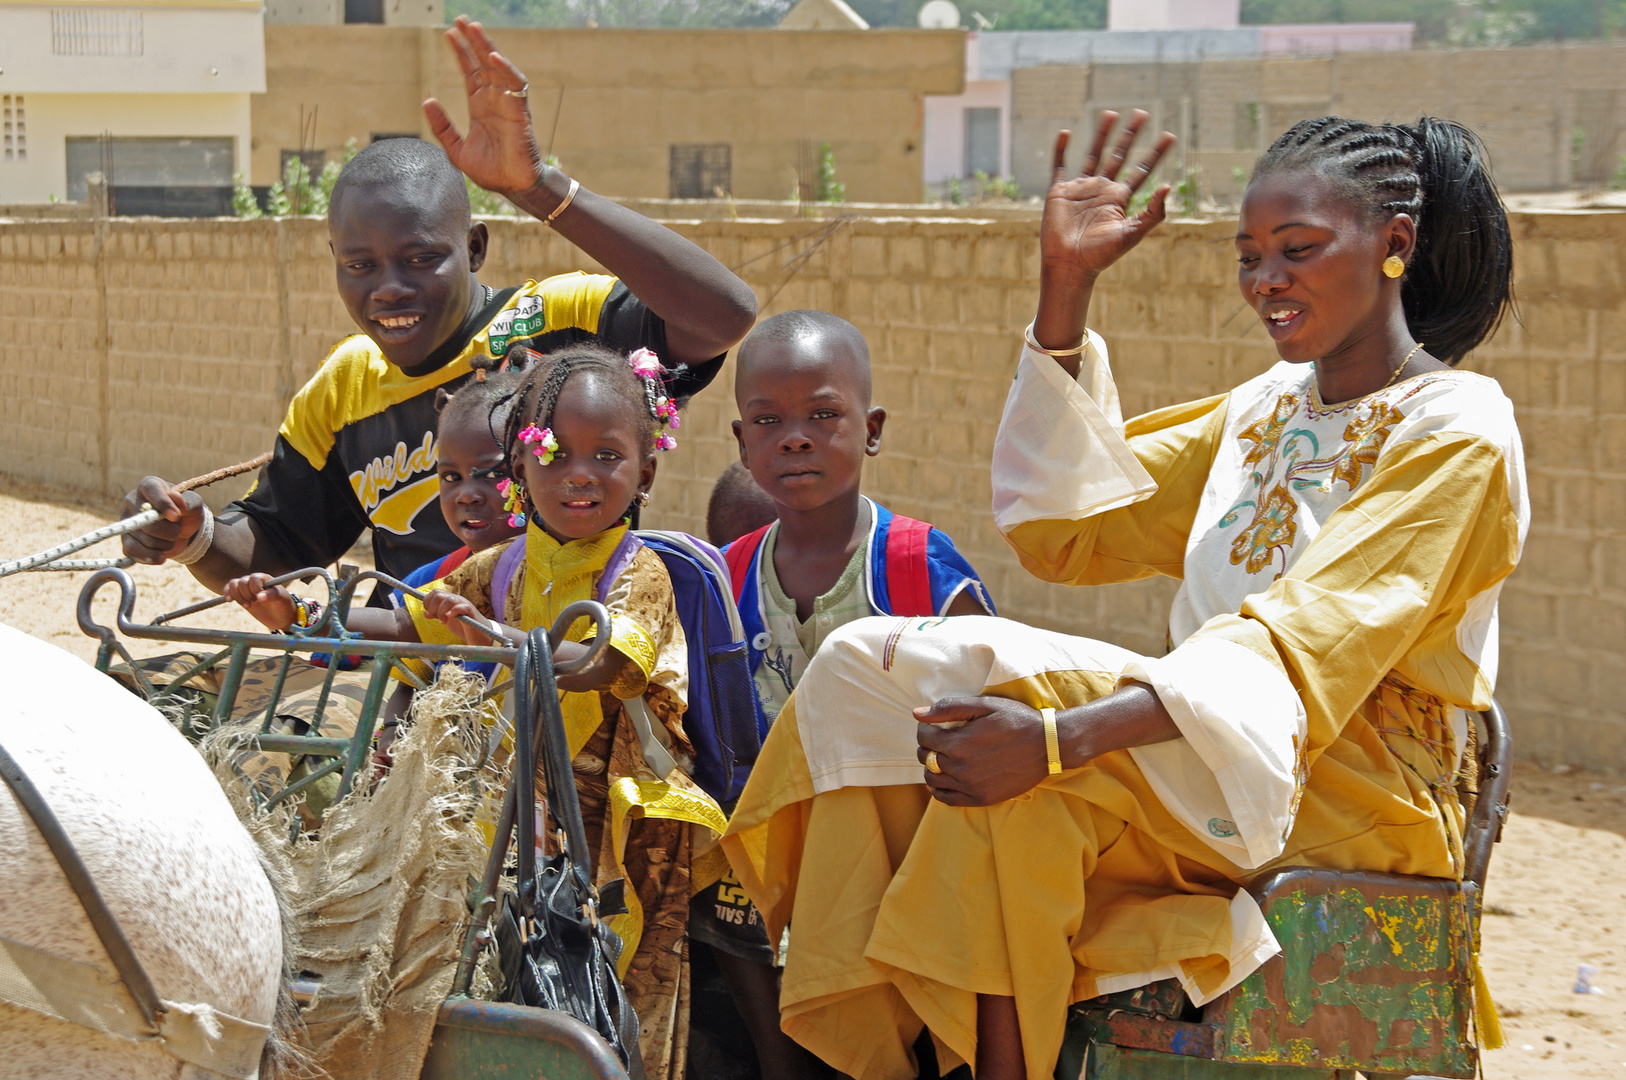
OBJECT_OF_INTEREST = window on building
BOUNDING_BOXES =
[65,136,235,216]
[280,149,326,181]
[669,143,731,199]
[3,96,26,164]
[344,0,384,24]
[964,107,1001,177]
[51,9,142,56]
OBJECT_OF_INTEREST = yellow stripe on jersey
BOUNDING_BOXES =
[279,273,619,472]
[279,337,469,473]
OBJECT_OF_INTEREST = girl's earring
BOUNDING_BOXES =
[1382,255,1406,279]
[634,491,651,507]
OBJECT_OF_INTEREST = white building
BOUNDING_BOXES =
[0,0,265,211]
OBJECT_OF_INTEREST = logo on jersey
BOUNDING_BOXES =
[486,293,550,359]
[350,431,441,536]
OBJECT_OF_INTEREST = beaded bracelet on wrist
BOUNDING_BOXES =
[288,596,323,633]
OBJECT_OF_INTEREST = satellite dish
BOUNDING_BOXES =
[918,0,960,28]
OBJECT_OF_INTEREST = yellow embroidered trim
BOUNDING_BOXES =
[604,614,658,700]
[604,902,643,983]
[518,522,632,758]
[603,776,727,977]
[690,846,731,897]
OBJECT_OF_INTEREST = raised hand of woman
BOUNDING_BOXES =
[1034,111,1175,364]
[1042,111,1175,280]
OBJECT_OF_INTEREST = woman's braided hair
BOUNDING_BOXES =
[1251,116,1513,365]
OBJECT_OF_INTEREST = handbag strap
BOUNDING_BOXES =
[513,627,595,913]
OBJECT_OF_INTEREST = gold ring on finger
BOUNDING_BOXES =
[506,82,530,99]
[925,750,942,775]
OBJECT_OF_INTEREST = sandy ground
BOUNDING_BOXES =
[0,480,1620,1078]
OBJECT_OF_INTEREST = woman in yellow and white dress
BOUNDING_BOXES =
[721,112,1526,1080]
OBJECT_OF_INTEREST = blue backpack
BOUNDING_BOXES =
[491,530,766,804]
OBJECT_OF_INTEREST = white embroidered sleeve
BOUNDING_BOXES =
[1120,638,1308,869]
[992,329,1158,532]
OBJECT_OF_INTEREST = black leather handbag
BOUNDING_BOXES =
[494,626,645,1079]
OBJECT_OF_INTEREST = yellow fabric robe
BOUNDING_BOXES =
[721,333,1527,1080]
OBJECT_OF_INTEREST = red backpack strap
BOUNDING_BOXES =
[723,524,772,605]
[884,515,935,617]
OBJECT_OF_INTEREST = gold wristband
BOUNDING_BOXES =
[1041,707,1062,775]
[1023,322,1091,357]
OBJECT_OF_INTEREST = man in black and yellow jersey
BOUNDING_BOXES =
[123,18,756,594]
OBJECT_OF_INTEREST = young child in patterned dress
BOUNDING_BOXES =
[225,341,722,1080]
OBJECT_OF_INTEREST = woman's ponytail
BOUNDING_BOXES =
[1399,118,1513,365]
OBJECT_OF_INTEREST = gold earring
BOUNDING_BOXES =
[1382,255,1406,279]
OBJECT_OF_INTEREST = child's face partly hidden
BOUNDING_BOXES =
[732,341,884,515]
[517,375,656,544]
[437,421,524,553]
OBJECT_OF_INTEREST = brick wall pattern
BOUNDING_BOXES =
[0,211,1617,769]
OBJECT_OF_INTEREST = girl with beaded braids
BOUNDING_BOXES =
[418,341,722,1080]
[231,341,722,1080]
[719,111,1526,1080]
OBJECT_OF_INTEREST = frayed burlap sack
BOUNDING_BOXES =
[207,666,500,1080]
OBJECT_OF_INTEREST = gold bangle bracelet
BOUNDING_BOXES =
[1023,322,1091,357]
[1041,706,1062,775]
[543,177,580,227]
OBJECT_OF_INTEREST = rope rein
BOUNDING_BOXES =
[0,452,272,579]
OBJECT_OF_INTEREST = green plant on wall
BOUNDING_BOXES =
[466,176,512,216]
[815,143,845,203]
[971,170,1021,202]
[317,138,359,206]
[1174,167,1199,216]
[279,157,323,216]
[466,153,560,215]
[232,174,262,219]
[234,138,360,219]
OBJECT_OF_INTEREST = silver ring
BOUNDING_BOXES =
[506,82,529,100]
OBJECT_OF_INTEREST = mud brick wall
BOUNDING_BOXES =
[0,210,1618,769]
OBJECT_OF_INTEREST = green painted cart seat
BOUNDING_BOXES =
[1056,702,1511,1080]
[421,999,628,1080]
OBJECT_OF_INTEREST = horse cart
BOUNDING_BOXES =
[71,565,1512,1080]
